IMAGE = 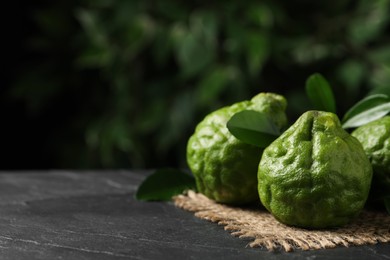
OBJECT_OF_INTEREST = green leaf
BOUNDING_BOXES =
[342,94,389,124]
[226,110,280,148]
[246,3,274,29]
[172,11,217,78]
[245,31,269,76]
[135,168,196,201]
[347,1,389,46]
[342,102,390,129]
[305,73,337,113]
[336,60,366,91]
[196,66,230,106]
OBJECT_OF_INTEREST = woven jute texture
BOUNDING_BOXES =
[173,190,390,252]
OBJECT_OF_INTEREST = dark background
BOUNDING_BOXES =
[2,0,390,170]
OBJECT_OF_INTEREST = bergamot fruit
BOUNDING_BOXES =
[258,110,373,228]
[187,93,287,205]
[351,116,390,202]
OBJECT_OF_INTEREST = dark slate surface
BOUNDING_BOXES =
[0,170,389,260]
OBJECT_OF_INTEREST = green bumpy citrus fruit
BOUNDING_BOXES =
[351,116,390,202]
[187,93,287,205]
[258,111,373,229]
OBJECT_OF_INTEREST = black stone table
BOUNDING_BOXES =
[0,170,389,260]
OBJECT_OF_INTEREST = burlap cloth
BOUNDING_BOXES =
[173,190,390,252]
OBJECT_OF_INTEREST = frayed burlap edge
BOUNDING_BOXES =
[173,190,390,252]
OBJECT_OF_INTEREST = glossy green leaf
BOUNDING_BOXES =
[305,73,337,113]
[135,168,196,201]
[342,94,389,124]
[342,102,390,129]
[227,110,280,148]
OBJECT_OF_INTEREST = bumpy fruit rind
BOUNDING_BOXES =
[258,111,373,228]
[187,93,287,205]
[352,116,390,202]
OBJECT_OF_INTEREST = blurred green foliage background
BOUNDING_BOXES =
[2,0,390,169]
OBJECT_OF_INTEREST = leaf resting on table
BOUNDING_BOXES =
[135,168,196,201]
